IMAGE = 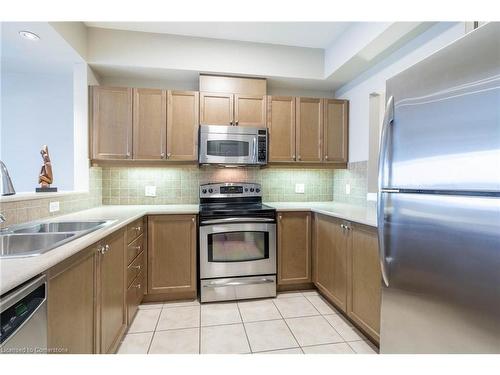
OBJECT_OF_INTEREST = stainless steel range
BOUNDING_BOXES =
[198,182,277,303]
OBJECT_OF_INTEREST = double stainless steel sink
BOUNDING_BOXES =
[0,220,115,258]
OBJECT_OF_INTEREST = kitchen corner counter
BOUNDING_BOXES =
[265,201,377,228]
[0,205,199,295]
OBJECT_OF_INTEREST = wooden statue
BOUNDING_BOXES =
[37,145,57,192]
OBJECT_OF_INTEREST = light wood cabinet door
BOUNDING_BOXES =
[296,97,323,162]
[200,92,234,125]
[98,230,126,354]
[92,86,133,160]
[148,215,197,297]
[323,99,349,163]
[267,96,296,162]
[167,91,199,161]
[234,94,266,127]
[47,248,96,354]
[348,224,381,342]
[133,88,167,160]
[313,214,348,312]
[277,211,311,285]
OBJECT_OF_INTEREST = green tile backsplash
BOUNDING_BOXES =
[333,161,368,206]
[101,166,334,205]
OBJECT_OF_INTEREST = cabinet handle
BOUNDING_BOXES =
[292,155,296,161]
[278,215,282,221]
[235,121,239,126]
[132,245,142,251]
[134,226,142,232]
[161,152,166,159]
[132,265,141,270]
[192,217,196,223]
[230,121,234,126]
[126,152,131,158]
[104,244,110,253]
[298,155,302,161]
[167,152,171,159]
[325,155,329,160]
[97,245,105,255]
[134,283,141,289]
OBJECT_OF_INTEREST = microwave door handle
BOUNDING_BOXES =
[252,137,257,164]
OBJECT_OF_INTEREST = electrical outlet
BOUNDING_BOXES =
[145,186,157,197]
[49,201,60,213]
[295,183,305,194]
[345,183,351,195]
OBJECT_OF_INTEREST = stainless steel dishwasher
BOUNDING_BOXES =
[0,275,47,354]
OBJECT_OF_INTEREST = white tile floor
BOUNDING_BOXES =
[117,290,378,354]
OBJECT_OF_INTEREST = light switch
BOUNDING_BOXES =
[345,183,351,195]
[145,186,157,197]
[295,183,305,194]
[49,201,60,213]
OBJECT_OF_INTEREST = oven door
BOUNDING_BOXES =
[199,222,276,279]
[199,132,258,165]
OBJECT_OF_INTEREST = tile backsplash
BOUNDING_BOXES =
[102,166,334,205]
[333,161,368,206]
[0,167,102,228]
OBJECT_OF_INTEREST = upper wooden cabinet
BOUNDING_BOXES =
[277,211,312,286]
[267,96,296,162]
[147,215,197,299]
[296,97,323,163]
[92,86,133,160]
[199,92,234,125]
[133,88,166,160]
[348,224,381,343]
[92,86,199,162]
[234,94,267,126]
[167,91,199,161]
[313,214,348,312]
[323,99,349,163]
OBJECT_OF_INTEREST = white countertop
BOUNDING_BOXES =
[265,201,377,228]
[0,202,375,295]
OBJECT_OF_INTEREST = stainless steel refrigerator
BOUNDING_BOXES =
[378,22,500,353]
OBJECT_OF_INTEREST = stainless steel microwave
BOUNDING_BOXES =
[198,125,268,166]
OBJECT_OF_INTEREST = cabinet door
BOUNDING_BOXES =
[47,249,96,354]
[348,225,381,342]
[92,86,132,160]
[133,88,167,160]
[296,97,323,162]
[234,94,266,127]
[267,96,296,162]
[99,230,126,354]
[199,92,234,125]
[167,91,199,161]
[313,214,348,312]
[148,215,197,297]
[323,99,348,163]
[277,211,311,285]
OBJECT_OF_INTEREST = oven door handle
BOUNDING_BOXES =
[201,217,275,224]
[203,278,275,288]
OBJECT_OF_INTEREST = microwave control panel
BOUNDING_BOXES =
[257,133,267,163]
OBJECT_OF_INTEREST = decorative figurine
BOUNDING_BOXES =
[36,145,57,192]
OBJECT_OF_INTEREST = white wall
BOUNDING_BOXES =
[1,70,75,192]
[336,22,466,162]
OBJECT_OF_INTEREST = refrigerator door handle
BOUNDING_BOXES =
[377,96,394,287]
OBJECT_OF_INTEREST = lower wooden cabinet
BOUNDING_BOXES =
[97,229,127,354]
[347,224,381,342]
[47,247,96,354]
[147,215,197,299]
[313,214,348,311]
[127,270,145,325]
[277,211,312,286]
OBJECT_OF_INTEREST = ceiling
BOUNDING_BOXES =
[84,22,354,49]
[1,22,83,75]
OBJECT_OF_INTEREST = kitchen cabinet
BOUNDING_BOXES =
[347,223,381,342]
[277,211,312,286]
[132,88,167,160]
[200,92,266,127]
[313,214,348,312]
[296,97,323,162]
[91,86,133,160]
[167,90,199,161]
[126,218,146,325]
[267,96,296,162]
[147,215,197,299]
[323,99,349,163]
[97,229,127,354]
[47,247,96,354]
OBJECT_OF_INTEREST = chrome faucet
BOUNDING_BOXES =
[0,160,16,196]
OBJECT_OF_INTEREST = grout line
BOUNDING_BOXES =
[146,306,163,354]
[252,346,303,354]
[236,301,252,354]
[271,298,301,349]
[198,302,202,354]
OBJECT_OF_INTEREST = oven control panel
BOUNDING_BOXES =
[200,182,262,198]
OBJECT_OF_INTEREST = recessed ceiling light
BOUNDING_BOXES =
[19,31,40,41]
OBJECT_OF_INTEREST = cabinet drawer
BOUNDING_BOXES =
[127,271,145,325]
[127,250,144,288]
[127,234,144,265]
[127,218,144,244]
